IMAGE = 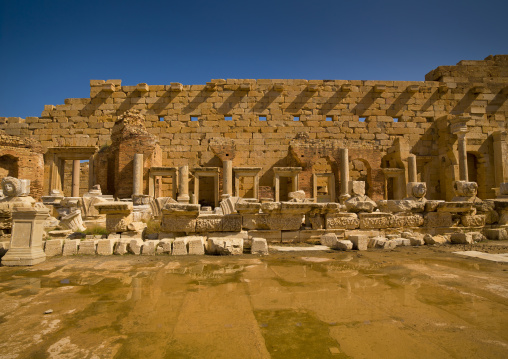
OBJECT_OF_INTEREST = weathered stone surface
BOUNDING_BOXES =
[288,190,306,201]
[236,202,261,214]
[452,181,478,202]
[97,238,115,255]
[320,233,338,248]
[484,228,508,241]
[114,239,130,255]
[128,238,143,255]
[44,239,63,256]
[424,200,443,212]
[359,213,392,229]
[345,196,377,213]
[437,202,475,214]
[348,235,368,251]
[461,215,486,227]
[266,214,303,231]
[172,238,188,255]
[222,214,242,232]
[450,232,475,244]
[247,230,281,243]
[389,213,424,228]
[423,234,449,245]
[349,181,365,196]
[406,182,427,200]
[281,231,300,243]
[78,240,97,255]
[336,239,353,251]
[141,240,158,255]
[325,213,359,230]
[207,236,243,255]
[161,217,197,233]
[196,215,222,233]
[187,236,206,255]
[425,212,454,227]
[251,238,268,255]
[156,238,173,254]
[62,239,79,255]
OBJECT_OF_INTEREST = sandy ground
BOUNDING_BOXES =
[1,242,508,359]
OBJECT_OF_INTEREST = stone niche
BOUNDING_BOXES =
[0,130,44,200]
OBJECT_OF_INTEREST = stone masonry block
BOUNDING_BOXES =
[348,235,368,251]
[251,238,268,255]
[63,239,80,256]
[97,238,115,255]
[44,239,63,256]
[78,240,97,255]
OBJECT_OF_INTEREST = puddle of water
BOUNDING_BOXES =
[254,309,350,358]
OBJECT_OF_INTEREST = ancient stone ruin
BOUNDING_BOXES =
[0,55,507,262]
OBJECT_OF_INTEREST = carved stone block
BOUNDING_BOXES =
[389,213,424,228]
[359,213,392,229]
[424,212,453,227]
[325,213,359,230]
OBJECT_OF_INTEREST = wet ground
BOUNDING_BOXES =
[1,243,508,359]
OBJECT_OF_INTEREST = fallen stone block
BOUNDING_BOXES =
[484,228,508,241]
[187,236,206,255]
[320,233,339,248]
[349,235,368,251]
[450,232,474,244]
[423,234,449,245]
[156,238,173,254]
[128,238,143,255]
[97,238,115,255]
[62,239,79,255]
[78,240,97,255]
[409,236,425,246]
[380,240,397,249]
[368,236,385,248]
[141,240,159,255]
[336,240,353,251]
[251,238,268,255]
[44,239,63,256]
[172,238,188,255]
[207,237,243,255]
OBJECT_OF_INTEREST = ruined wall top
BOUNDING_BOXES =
[425,55,508,82]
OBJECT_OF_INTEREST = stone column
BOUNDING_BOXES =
[340,148,349,197]
[457,132,468,181]
[133,153,143,196]
[72,160,80,197]
[493,131,508,186]
[223,160,233,198]
[177,165,190,203]
[408,154,417,183]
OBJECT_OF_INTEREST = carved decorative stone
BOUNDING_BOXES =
[60,209,86,232]
[325,213,359,230]
[95,202,133,233]
[359,213,392,229]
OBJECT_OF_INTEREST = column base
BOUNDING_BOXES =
[177,194,190,204]
[2,247,46,266]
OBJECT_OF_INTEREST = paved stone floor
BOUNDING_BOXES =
[1,244,508,358]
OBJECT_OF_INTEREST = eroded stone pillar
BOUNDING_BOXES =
[223,160,233,197]
[177,165,190,203]
[408,155,417,183]
[133,153,143,196]
[457,132,468,181]
[72,160,80,197]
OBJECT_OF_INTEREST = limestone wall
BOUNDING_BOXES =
[0,55,507,200]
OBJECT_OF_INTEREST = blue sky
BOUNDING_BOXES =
[1,0,507,118]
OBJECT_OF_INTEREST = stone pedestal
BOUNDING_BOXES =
[2,205,50,266]
[95,202,133,233]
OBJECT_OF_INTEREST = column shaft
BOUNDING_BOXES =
[223,160,233,197]
[71,160,80,197]
[457,133,468,181]
[177,165,190,203]
[340,148,349,195]
[133,153,143,196]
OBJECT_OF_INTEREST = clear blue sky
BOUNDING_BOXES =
[1,0,507,118]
